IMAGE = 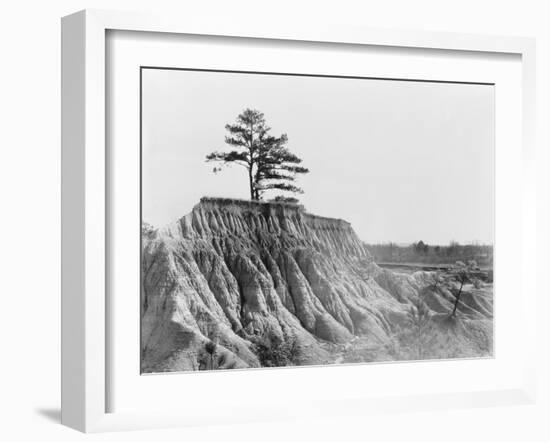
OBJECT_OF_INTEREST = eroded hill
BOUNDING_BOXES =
[141,198,493,373]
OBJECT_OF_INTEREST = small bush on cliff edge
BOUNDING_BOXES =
[141,222,156,239]
[270,195,300,204]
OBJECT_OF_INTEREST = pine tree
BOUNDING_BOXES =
[450,260,478,317]
[206,108,309,200]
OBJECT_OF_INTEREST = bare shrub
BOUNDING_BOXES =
[253,335,300,367]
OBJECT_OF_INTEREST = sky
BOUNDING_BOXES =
[141,68,494,245]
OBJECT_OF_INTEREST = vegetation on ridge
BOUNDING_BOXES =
[205,108,309,201]
[366,240,493,268]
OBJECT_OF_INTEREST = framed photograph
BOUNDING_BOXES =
[61,9,537,432]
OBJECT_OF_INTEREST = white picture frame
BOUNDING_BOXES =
[61,9,537,433]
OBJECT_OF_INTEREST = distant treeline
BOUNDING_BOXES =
[366,241,493,267]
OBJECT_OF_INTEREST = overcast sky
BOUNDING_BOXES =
[142,68,494,245]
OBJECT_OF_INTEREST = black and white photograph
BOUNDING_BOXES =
[140,68,494,374]
[3,1,548,439]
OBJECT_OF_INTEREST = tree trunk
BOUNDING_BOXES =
[451,280,464,317]
[248,166,254,200]
[248,121,256,200]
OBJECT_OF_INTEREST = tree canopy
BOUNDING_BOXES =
[205,108,309,200]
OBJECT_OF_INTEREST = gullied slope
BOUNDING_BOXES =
[141,198,492,373]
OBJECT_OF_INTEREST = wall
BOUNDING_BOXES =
[0,1,547,441]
